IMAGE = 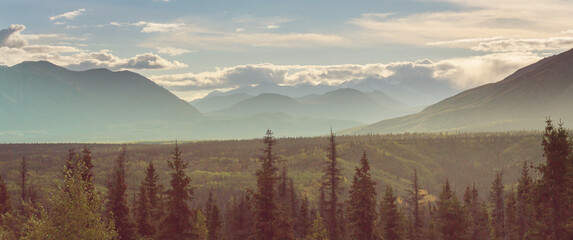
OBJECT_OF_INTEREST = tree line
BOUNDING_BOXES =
[0,119,572,239]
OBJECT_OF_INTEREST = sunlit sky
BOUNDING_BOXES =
[2,0,573,100]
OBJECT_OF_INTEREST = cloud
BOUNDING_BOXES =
[110,21,185,33]
[156,47,191,56]
[149,52,539,92]
[471,37,573,52]
[348,0,573,52]
[50,9,86,22]
[0,24,28,48]
[0,25,186,71]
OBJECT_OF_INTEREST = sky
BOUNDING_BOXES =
[1,0,573,101]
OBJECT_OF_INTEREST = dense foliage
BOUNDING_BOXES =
[1,120,572,239]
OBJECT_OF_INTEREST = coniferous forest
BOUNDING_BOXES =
[0,119,572,239]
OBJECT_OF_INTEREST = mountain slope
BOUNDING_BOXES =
[351,48,573,134]
[190,93,252,113]
[0,61,202,141]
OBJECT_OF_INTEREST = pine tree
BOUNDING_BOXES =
[309,215,328,240]
[0,175,10,217]
[436,179,468,240]
[23,157,118,240]
[463,184,489,240]
[321,130,343,240]
[406,168,424,240]
[205,191,221,240]
[535,119,572,240]
[346,151,377,240]
[135,161,162,238]
[516,161,533,239]
[158,142,195,239]
[252,130,279,240]
[106,146,136,240]
[80,147,94,194]
[296,195,311,238]
[489,172,504,240]
[505,190,518,240]
[227,194,254,240]
[380,185,403,240]
[194,210,209,240]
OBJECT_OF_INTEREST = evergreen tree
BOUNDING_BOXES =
[436,179,468,240]
[321,130,343,240]
[158,142,195,239]
[106,146,136,240]
[516,161,533,239]
[135,161,162,238]
[194,210,209,240]
[252,130,279,240]
[0,175,10,217]
[227,194,254,240]
[205,191,221,240]
[19,156,28,214]
[463,184,489,240]
[505,190,518,240]
[380,185,403,240]
[346,151,377,240]
[23,158,117,240]
[534,119,572,240]
[406,168,424,240]
[296,195,311,238]
[489,172,505,240]
[80,147,94,194]
[309,215,328,240]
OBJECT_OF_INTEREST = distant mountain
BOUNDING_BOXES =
[0,61,202,141]
[213,88,417,123]
[190,93,252,113]
[350,48,573,134]
[220,82,338,98]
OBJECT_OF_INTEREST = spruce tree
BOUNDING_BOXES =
[406,168,424,240]
[309,215,328,240]
[135,161,162,238]
[463,184,489,240]
[380,185,403,240]
[296,195,311,238]
[19,156,28,215]
[489,172,505,240]
[106,146,136,240]
[505,190,518,240]
[516,161,533,239]
[535,119,572,240]
[0,175,10,216]
[321,130,343,240]
[80,147,94,194]
[436,179,467,240]
[23,157,117,240]
[205,191,221,240]
[252,130,279,240]
[158,142,195,239]
[346,151,377,240]
[194,210,209,240]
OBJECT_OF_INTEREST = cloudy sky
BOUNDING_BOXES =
[2,0,573,100]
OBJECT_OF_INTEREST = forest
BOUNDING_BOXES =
[0,119,571,239]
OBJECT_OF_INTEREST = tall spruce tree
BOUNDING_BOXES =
[321,130,343,240]
[0,175,10,220]
[516,161,533,239]
[252,130,279,240]
[406,168,424,240]
[489,171,505,240]
[380,185,403,240]
[436,179,468,240]
[463,184,489,240]
[135,161,162,238]
[80,147,94,194]
[296,195,311,238]
[205,191,222,240]
[158,142,195,239]
[106,146,136,240]
[505,190,518,240]
[535,119,572,240]
[346,151,377,240]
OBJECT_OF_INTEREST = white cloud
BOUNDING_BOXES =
[0,25,186,71]
[266,25,279,29]
[149,52,540,92]
[110,21,184,33]
[50,9,86,22]
[349,0,573,52]
[0,24,28,48]
[156,47,191,56]
[471,37,573,52]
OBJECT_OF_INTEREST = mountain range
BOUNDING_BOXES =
[350,48,573,134]
[2,48,573,142]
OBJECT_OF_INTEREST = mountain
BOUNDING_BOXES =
[190,93,252,113]
[350,48,573,134]
[0,61,202,142]
[214,88,417,123]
